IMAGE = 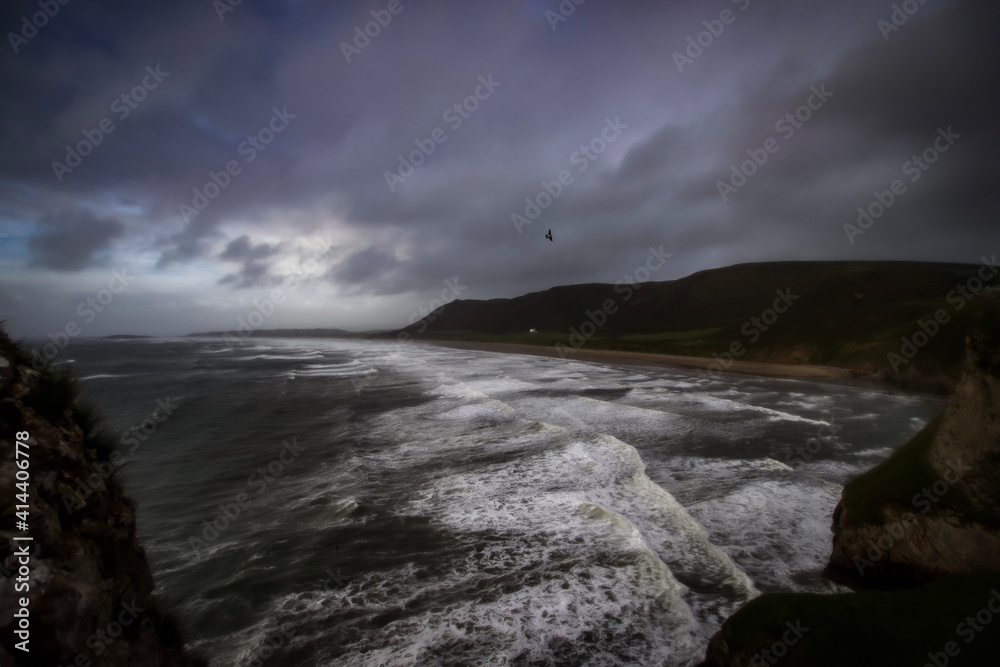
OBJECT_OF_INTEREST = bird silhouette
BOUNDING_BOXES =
[545,229,553,242]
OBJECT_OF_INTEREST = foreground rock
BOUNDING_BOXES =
[0,331,200,665]
[700,573,1000,667]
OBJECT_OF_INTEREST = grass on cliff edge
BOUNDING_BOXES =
[711,573,1000,667]
[839,410,996,529]
[839,415,946,527]
[0,326,121,465]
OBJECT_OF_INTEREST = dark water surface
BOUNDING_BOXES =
[58,337,943,666]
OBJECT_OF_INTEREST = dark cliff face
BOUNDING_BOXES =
[826,330,1000,588]
[927,331,1000,517]
[0,334,199,666]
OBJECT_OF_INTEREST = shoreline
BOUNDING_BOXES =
[418,339,894,390]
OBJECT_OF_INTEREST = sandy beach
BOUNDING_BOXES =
[421,339,881,385]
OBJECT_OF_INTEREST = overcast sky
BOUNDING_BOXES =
[1,0,997,338]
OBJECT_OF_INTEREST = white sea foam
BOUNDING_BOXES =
[432,399,517,422]
[402,430,757,643]
[261,531,702,666]
[290,362,378,379]
[681,393,833,425]
[243,353,324,361]
[687,477,844,592]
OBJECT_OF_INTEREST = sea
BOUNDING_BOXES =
[55,336,944,666]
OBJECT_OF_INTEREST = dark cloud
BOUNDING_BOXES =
[26,208,124,271]
[329,246,403,295]
[216,234,283,288]
[217,261,276,289]
[219,234,281,262]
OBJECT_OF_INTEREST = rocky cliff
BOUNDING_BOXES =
[826,330,1000,587]
[700,331,1000,666]
[0,329,200,666]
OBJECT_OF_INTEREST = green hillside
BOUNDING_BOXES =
[401,261,1000,390]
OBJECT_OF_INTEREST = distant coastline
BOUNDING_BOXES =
[185,327,360,338]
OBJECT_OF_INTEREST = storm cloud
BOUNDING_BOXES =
[0,0,996,336]
[27,208,125,271]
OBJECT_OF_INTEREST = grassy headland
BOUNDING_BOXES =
[400,261,1000,392]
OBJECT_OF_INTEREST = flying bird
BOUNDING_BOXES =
[545,229,553,242]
